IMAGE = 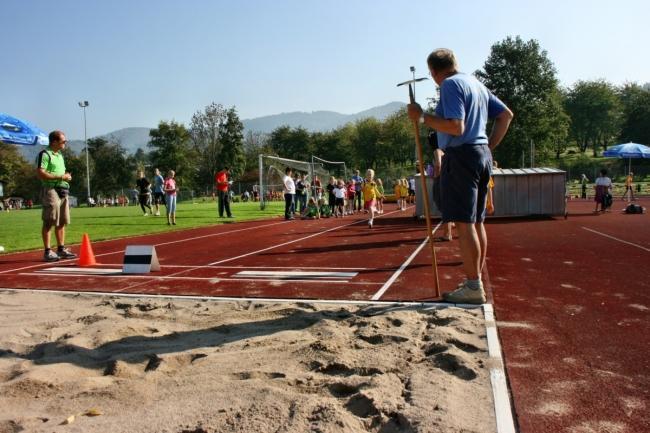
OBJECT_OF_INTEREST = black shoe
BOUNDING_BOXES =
[57,248,77,260]
[44,250,60,262]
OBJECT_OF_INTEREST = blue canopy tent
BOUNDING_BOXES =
[0,113,48,146]
[603,142,650,174]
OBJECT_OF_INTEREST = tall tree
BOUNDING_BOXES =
[618,83,650,145]
[476,36,566,167]
[87,137,133,196]
[352,117,382,169]
[149,121,197,191]
[565,80,622,156]
[0,143,31,198]
[190,103,227,187]
[218,107,245,176]
[268,126,311,161]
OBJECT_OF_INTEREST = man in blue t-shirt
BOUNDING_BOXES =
[408,48,513,304]
[152,168,165,216]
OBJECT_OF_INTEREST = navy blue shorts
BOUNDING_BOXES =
[440,144,492,223]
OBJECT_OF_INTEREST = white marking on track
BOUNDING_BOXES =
[371,221,442,301]
[582,227,650,252]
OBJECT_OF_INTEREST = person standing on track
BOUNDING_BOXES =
[594,168,613,212]
[352,169,363,212]
[408,48,513,304]
[622,171,635,202]
[283,167,296,221]
[136,170,153,216]
[36,130,78,262]
[215,166,233,218]
[153,168,164,216]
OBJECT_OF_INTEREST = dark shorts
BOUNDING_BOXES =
[153,191,165,204]
[408,188,415,196]
[440,144,492,224]
[335,197,345,206]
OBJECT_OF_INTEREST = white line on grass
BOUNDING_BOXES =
[371,221,442,301]
[582,226,650,252]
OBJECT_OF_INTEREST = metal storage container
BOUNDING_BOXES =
[414,168,566,218]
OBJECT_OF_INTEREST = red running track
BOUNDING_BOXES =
[487,198,650,433]
[0,206,465,302]
[2,199,649,432]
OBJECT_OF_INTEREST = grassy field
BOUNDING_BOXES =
[0,200,285,254]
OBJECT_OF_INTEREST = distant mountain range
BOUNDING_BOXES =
[17,102,405,161]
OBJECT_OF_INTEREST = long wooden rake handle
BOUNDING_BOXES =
[409,84,440,298]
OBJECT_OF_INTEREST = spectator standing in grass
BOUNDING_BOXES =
[407,48,513,304]
[215,166,233,218]
[153,168,164,216]
[282,167,295,221]
[136,170,153,216]
[622,171,635,202]
[164,170,177,225]
[36,130,77,262]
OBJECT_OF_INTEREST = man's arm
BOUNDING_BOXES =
[37,168,71,182]
[407,104,464,136]
[488,107,514,151]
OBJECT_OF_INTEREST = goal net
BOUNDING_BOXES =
[258,155,347,210]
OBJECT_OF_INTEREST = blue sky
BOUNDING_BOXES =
[3,0,649,139]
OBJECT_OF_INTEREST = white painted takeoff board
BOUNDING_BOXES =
[123,245,160,274]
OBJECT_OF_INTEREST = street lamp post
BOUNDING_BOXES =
[78,101,90,200]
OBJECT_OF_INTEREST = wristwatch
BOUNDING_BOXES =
[419,113,426,124]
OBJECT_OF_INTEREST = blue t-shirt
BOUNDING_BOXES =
[153,174,164,193]
[352,175,363,191]
[434,73,506,150]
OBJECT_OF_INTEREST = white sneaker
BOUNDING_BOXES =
[442,281,486,304]
[368,219,373,228]
[143,213,148,216]
[155,211,160,216]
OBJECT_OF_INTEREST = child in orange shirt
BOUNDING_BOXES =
[362,169,381,228]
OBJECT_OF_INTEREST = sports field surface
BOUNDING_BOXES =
[1,198,648,433]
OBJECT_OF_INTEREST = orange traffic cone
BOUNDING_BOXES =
[78,233,96,267]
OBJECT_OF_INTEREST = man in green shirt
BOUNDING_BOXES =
[36,130,77,262]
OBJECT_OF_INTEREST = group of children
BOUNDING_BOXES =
[300,169,385,228]
[392,178,412,211]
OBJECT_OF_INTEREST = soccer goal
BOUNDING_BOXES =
[257,155,347,210]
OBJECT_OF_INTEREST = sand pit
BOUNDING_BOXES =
[0,290,496,433]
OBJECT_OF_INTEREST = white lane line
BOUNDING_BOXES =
[209,220,365,265]
[483,304,516,433]
[0,220,289,276]
[582,226,650,252]
[19,272,380,286]
[371,221,442,301]
[234,270,358,280]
